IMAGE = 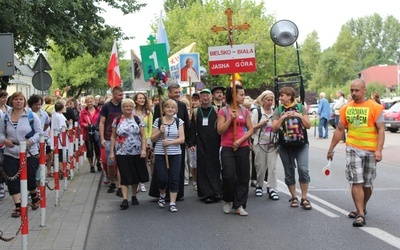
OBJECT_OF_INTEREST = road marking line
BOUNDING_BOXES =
[362,228,400,249]
[277,180,400,248]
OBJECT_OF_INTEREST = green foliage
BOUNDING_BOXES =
[161,0,277,89]
[164,0,202,12]
[0,0,146,60]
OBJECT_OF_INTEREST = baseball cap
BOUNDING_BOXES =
[199,88,211,94]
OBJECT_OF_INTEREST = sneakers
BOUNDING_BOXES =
[120,199,129,210]
[158,196,166,208]
[184,181,189,186]
[0,183,5,199]
[107,183,116,193]
[236,206,248,216]
[169,204,178,212]
[193,184,198,191]
[131,196,139,205]
[90,166,95,173]
[223,202,232,214]
[103,176,110,185]
[140,183,146,192]
[255,187,263,197]
[116,188,122,197]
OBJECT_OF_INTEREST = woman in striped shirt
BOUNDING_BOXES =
[151,99,185,212]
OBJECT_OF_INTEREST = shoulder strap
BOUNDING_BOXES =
[115,115,122,126]
[175,117,179,129]
[222,106,228,119]
[257,106,262,123]
[278,105,283,115]
[133,115,141,125]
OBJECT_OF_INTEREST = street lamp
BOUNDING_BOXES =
[270,20,304,106]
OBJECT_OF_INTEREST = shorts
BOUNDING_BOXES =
[345,148,376,187]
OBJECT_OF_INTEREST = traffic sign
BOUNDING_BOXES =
[0,33,15,76]
[140,44,169,81]
[208,44,256,75]
[32,53,52,72]
[32,71,52,91]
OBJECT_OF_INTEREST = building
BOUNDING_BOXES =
[7,55,42,97]
[359,64,400,94]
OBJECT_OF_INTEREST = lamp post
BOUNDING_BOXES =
[270,20,304,107]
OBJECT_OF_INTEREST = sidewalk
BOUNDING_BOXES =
[0,161,101,250]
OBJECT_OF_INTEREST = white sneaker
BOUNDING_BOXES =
[184,181,189,186]
[103,176,110,185]
[140,183,146,192]
[236,206,248,216]
[223,202,232,214]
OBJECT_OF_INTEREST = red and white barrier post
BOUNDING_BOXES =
[39,135,46,227]
[74,121,80,171]
[80,134,85,163]
[53,129,60,206]
[68,123,75,180]
[61,126,68,191]
[20,140,28,250]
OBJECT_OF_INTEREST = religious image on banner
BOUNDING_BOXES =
[167,42,196,86]
[131,50,150,91]
[179,53,200,83]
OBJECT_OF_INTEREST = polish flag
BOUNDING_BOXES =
[107,41,121,88]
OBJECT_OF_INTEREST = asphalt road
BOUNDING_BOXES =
[85,129,400,250]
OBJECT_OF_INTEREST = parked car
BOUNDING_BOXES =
[383,102,400,133]
[308,104,318,115]
[381,97,400,110]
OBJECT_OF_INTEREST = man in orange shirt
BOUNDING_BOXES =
[327,78,385,227]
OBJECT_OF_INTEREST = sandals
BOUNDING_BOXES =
[289,197,299,208]
[46,173,54,178]
[348,209,367,218]
[31,193,41,210]
[12,207,21,218]
[300,198,312,210]
[268,190,279,200]
[169,204,178,212]
[255,188,263,197]
[353,215,366,227]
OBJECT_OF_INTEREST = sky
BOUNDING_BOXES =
[101,0,400,59]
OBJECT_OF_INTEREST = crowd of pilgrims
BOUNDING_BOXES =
[0,83,313,217]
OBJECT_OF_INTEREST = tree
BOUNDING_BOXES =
[164,0,202,12]
[161,0,281,90]
[345,13,400,70]
[0,0,146,60]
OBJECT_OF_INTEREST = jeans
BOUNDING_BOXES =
[154,154,181,193]
[318,117,329,138]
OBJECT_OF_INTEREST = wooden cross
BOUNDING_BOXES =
[211,8,250,144]
[211,8,250,47]
[147,35,156,45]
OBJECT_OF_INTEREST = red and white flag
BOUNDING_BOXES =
[107,41,121,88]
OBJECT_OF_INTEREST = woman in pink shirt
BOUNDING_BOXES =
[217,85,254,216]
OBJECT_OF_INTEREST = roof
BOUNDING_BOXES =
[360,65,399,89]
[14,55,34,77]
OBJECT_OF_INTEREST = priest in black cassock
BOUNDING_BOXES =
[188,88,222,203]
[149,83,190,200]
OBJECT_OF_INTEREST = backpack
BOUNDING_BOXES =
[157,117,179,130]
[277,103,308,147]
[221,105,247,120]
[4,110,35,139]
[115,115,141,127]
[251,106,262,123]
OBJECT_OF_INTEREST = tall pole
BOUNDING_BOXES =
[211,8,250,141]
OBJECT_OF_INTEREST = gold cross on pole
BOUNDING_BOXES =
[211,8,250,144]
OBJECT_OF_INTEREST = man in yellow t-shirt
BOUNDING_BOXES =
[327,78,385,228]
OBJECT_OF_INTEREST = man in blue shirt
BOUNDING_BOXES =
[318,92,331,139]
